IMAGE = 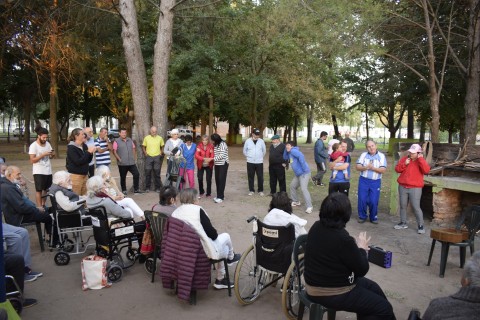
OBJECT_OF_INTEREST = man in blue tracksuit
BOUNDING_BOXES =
[283,141,313,214]
[355,140,387,224]
[243,128,266,196]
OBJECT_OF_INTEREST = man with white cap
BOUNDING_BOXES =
[243,128,266,196]
[394,143,431,233]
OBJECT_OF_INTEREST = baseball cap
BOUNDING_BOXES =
[408,144,422,153]
[271,135,280,140]
[253,128,260,135]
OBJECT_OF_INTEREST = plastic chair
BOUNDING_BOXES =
[144,210,169,283]
[294,234,336,320]
[427,205,480,277]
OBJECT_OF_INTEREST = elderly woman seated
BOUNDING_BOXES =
[94,166,144,219]
[263,191,307,238]
[171,188,241,290]
[152,185,177,216]
[50,171,86,213]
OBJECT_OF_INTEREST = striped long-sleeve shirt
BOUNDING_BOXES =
[213,141,229,165]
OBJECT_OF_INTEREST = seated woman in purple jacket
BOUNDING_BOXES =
[171,188,241,290]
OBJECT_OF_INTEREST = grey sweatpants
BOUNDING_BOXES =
[398,185,424,227]
[290,173,312,208]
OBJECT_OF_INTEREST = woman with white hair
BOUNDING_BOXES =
[94,166,144,219]
[50,170,86,213]
[85,176,133,219]
[171,188,241,289]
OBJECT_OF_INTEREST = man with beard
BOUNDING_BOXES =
[28,128,54,207]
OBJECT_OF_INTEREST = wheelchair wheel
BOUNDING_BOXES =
[145,257,156,274]
[282,254,304,320]
[54,252,71,266]
[234,244,261,305]
[107,265,123,283]
[63,239,75,253]
[9,297,23,314]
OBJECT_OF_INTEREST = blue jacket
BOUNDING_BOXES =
[283,146,310,177]
[243,138,266,164]
[180,143,196,170]
[314,138,328,163]
[329,154,351,183]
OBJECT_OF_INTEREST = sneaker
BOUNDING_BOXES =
[134,190,144,194]
[311,177,317,184]
[394,222,408,229]
[305,207,313,214]
[24,274,38,282]
[259,192,265,197]
[122,191,127,196]
[145,189,150,193]
[370,219,379,224]
[213,278,234,290]
[248,191,254,196]
[23,298,38,308]
[214,198,223,203]
[27,271,43,278]
[291,201,301,207]
[227,253,241,266]
[357,218,366,224]
[418,225,425,234]
[318,183,325,187]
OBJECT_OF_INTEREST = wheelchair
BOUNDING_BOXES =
[88,206,145,282]
[234,216,303,319]
[44,194,95,266]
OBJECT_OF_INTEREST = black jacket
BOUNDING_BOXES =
[304,221,369,288]
[0,177,41,226]
[66,142,93,175]
[269,143,286,166]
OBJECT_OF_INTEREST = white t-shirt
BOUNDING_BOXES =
[28,141,53,175]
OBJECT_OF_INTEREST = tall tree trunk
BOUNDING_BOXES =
[208,95,214,136]
[332,114,340,138]
[293,117,298,145]
[463,0,480,145]
[119,0,151,190]
[49,68,59,156]
[152,0,175,138]
[422,0,440,143]
[407,104,414,139]
[306,104,313,144]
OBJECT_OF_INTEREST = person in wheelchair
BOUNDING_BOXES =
[50,171,86,214]
[263,191,307,238]
[171,188,241,289]
[152,185,177,216]
[304,193,395,319]
[86,176,146,246]
[95,166,144,219]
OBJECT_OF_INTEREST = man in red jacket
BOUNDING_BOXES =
[394,143,431,234]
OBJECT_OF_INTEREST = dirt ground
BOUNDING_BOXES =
[2,142,471,320]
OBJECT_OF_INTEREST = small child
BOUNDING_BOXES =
[330,143,349,180]
[179,135,196,189]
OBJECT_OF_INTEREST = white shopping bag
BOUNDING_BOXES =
[81,255,111,290]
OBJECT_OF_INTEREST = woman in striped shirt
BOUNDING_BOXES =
[210,133,229,203]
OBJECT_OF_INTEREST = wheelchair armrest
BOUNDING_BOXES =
[77,199,86,205]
